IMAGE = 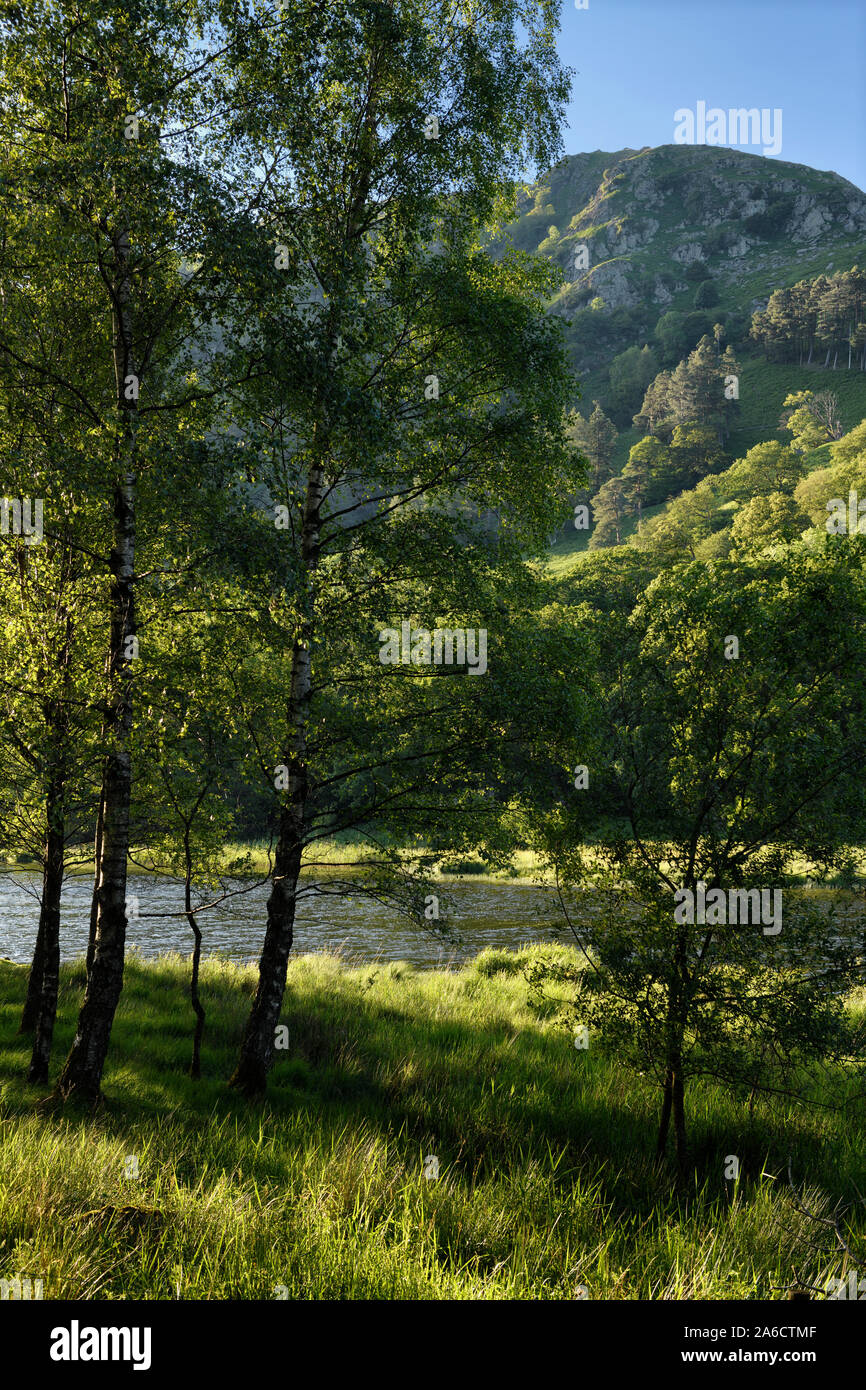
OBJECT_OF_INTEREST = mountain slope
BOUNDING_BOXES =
[497,144,866,362]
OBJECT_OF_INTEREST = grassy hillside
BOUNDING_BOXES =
[547,501,667,574]
[727,359,866,455]
[502,143,866,465]
[517,146,866,561]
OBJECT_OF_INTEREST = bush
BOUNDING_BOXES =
[471,948,524,977]
[440,857,486,875]
[694,279,720,308]
[744,196,795,239]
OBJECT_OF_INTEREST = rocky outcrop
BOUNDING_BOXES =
[502,144,866,329]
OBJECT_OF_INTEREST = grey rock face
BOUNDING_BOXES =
[524,145,866,334]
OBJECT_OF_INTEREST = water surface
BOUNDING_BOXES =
[0,871,560,970]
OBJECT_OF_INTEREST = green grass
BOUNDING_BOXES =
[214,840,546,882]
[1,946,863,1300]
[724,356,866,458]
[546,501,668,575]
[1,840,547,883]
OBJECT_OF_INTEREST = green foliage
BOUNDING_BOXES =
[693,279,720,309]
[744,196,796,239]
[589,476,628,548]
[751,268,866,367]
[728,492,810,553]
[567,401,618,494]
[794,420,866,525]
[715,440,805,501]
[653,311,717,366]
[633,478,721,559]
[635,336,738,445]
[685,261,711,284]
[607,345,659,422]
[529,548,866,1163]
[3,0,866,1231]
[781,389,844,453]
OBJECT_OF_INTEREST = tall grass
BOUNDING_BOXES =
[0,946,863,1300]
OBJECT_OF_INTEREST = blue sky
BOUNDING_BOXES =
[556,0,866,190]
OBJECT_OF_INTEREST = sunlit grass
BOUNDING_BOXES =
[1,946,863,1300]
[3,839,863,886]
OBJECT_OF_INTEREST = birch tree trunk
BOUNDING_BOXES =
[656,1066,673,1159]
[85,775,106,979]
[20,577,74,1046]
[18,917,45,1033]
[184,825,206,1080]
[228,453,322,1095]
[55,222,138,1104]
[27,791,65,1083]
[229,53,380,1094]
[27,602,73,1082]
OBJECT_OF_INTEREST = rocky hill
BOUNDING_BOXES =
[492,144,866,382]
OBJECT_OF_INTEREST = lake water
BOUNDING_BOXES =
[0,871,562,970]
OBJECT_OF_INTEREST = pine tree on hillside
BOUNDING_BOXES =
[589,475,628,547]
[621,452,649,527]
[568,401,618,492]
[751,268,866,368]
[633,369,675,437]
[635,338,738,444]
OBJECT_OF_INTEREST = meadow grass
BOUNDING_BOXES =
[0,945,863,1301]
[216,840,546,882]
[0,841,547,883]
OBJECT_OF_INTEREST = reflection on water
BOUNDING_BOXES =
[0,871,561,970]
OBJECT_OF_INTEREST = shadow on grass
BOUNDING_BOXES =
[0,950,856,1220]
